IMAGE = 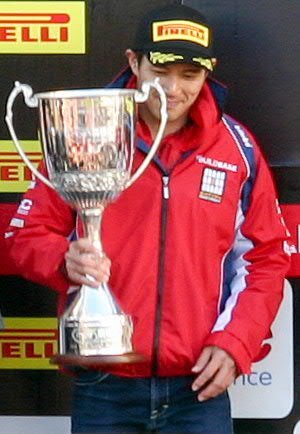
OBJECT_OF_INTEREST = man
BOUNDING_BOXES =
[5,4,290,433]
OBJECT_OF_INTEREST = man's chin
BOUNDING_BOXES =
[166,110,180,121]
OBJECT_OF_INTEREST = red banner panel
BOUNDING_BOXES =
[281,204,300,277]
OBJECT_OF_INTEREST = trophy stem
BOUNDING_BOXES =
[58,204,135,357]
[78,206,122,313]
[79,207,105,256]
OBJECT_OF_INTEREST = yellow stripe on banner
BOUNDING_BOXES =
[0,318,58,370]
[0,140,42,193]
[0,1,85,54]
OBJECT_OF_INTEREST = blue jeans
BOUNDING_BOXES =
[71,371,234,433]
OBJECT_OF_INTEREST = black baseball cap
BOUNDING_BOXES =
[132,4,217,71]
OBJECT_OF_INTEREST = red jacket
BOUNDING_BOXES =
[5,69,291,376]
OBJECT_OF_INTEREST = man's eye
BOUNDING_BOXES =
[184,73,198,79]
[153,69,166,74]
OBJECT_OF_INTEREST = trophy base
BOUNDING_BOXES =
[50,352,147,369]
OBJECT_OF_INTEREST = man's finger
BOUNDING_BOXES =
[197,365,236,402]
[69,238,101,256]
[191,358,219,392]
[191,346,213,374]
[67,270,99,287]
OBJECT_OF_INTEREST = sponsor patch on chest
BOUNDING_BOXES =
[199,168,226,203]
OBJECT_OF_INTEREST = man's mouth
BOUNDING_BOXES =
[167,99,179,109]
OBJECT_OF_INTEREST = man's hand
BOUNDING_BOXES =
[191,346,237,401]
[64,238,111,287]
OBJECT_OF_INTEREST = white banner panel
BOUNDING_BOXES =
[229,280,294,418]
[0,416,70,434]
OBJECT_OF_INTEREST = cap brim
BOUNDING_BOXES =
[145,48,216,71]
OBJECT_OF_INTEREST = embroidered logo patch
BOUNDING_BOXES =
[199,168,226,203]
[196,155,238,173]
[149,51,184,64]
[152,20,210,47]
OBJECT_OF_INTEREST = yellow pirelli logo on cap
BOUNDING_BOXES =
[0,140,42,193]
[0,1,85,53]
[0,318,58,369]
[152,20,210,47]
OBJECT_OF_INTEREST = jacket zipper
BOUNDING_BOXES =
[162,175,170,199]
[135,140,193,375]
[152,173,170,375]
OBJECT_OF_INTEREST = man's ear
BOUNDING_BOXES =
[125,49,139,76]
[203,69,209,79]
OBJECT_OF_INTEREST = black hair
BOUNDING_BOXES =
[133,51,145,66]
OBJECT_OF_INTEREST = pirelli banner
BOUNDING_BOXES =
[0,0,300,434]
[0,1,85,54]
[0,318,57,369]
[0,141,42,192]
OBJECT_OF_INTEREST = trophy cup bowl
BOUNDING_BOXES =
[6,80,167,368]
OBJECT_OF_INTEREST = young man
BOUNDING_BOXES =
[5,4,290,433]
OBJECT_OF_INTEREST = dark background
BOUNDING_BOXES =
[0,0,299,433]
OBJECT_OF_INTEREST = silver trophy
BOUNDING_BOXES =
[6,80,167,367]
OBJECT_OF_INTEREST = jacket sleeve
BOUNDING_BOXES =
[204,145,291,374]
[4,166,76,294]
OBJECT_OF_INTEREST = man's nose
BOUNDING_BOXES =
[163,75,180,95]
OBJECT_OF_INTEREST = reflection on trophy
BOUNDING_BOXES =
[5,80,167,367]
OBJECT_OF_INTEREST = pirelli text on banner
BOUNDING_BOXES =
[0,1,85,54]
[0,318,58,369]
[0,140,42,193]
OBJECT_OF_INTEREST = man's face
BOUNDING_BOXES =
[128,52,208,133]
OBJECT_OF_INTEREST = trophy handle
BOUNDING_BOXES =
[5,81,54,190]
[127,78,168,187]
